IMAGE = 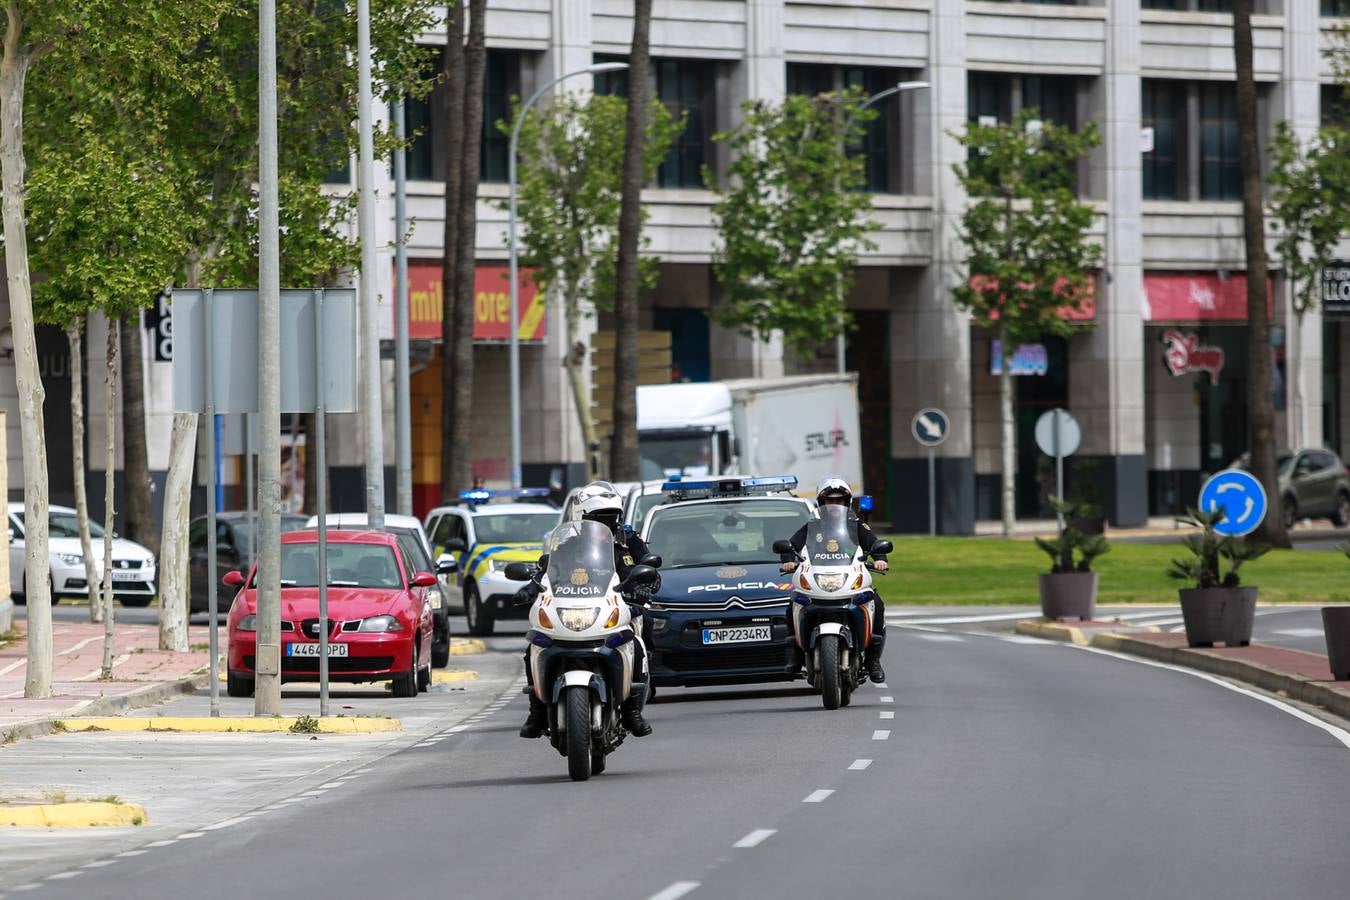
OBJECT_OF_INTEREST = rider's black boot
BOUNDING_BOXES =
[519,695,548,738]
[620,697,652,737]
[865,633,886,684]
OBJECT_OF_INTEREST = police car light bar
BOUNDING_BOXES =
[660,475,798,501]
[458,487,553,504]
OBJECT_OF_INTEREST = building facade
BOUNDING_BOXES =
[5,0,1350,533]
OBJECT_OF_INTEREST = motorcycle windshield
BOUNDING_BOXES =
[545,520,617,600]
[804,505,860,568]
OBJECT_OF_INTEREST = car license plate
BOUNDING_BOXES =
[286,643,349,657]
[702,625,772,645]
[111,571,143,583]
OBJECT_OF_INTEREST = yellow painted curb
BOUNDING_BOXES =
[432,669,479,684]
[1014,620,1090,646]
[56,716,401,734]
[1,802,148,828]
[450,638,487,656]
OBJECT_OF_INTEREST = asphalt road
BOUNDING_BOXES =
[20,622,1350,900]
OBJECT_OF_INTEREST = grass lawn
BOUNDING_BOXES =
[876,536,1350,606]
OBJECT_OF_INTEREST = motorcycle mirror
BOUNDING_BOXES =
[772,539,794,555]
[503,561,538,582]
[640,553,662,569]
[871,539,894,556]
[436,553,459,575]
[625,564,658,588]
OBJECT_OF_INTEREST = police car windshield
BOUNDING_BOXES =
[545,520,615,599]
[474,513,556,544]
[646,499,809,569]
[804,505,859,566]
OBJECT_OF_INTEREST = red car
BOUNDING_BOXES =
[225,530,436,698]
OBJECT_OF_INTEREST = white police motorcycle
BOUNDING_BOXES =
[505,519,658,781]
[776,504,891,710]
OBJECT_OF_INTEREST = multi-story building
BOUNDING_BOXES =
[6,0,1350,535]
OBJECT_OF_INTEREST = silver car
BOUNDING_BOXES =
[1235,450,1350,529]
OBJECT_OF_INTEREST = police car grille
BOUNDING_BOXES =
[661,646,792,672]
[660,596,789,613]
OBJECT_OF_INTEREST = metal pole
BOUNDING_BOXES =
[1054,412,1064,530]
[927,446,936,537]
[357,0,386,528]
[204,290,219,717]
[315,290,330,717]
[509,61,629,490]
[255,0,283,716]
[245,416,254,565]
[393,97,412,517]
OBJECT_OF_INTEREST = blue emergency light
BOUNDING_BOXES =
[459,487,553,506]
[858,495,874,512]
[659,475,798,502]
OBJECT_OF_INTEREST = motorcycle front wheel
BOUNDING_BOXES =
[819,635,842,710]
[565,686,593,782]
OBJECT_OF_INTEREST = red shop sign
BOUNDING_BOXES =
[1161,330,1224,384]
[1143,273,1271,322]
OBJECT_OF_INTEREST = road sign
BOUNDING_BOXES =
[912,408,950,448]
[1034,409,1081,458]
[1199,469,1268,537]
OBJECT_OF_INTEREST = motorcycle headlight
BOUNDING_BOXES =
[57,553,83,567]
[356,615,404,633]
[237,614,258,632]
[815,573,847,593]
[558,607,600,632]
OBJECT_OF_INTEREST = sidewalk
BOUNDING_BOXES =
[1,620,210,735]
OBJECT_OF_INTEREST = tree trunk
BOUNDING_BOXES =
[439,0,467,502]
[101,321,118,679]
[157,413,196,652]
[119,312,156,557]
[1290,309,1305,450]
[998,323,1016,537]
[1,48,53,699]
[447,0,486,494]
[610,0,653,483]
[1233,0,1289,548]
[563,301,600,480]
[67,322,103,624]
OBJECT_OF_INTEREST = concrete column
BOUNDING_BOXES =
[709,322,784,380]
[888,1,973,534]
[735,0,785,108]
[1066,0,1147,526]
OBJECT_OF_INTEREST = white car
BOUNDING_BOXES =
[557,479,670,531]
[7,502,158,607]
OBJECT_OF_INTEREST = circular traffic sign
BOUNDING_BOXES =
[1199,469,1268,537]
[1034,408,1081,458]
[911,408,950,448]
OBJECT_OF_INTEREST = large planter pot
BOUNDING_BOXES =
[1322,607,1350,681]
[1178,587,1258,648]
[1038,571,1098,621]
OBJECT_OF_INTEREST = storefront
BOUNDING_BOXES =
[1322,265,1350,461]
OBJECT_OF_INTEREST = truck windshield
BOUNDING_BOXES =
[638,433,715,478]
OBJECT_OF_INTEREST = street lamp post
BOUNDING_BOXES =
[507,61,629,490]
[835,80,930,375]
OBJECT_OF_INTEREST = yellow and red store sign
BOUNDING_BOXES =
[397,261,545,343]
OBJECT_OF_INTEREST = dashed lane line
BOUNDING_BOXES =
[872,730,891,741]
[802,789,834,803]
[649,882,701,900]
[879,711,895,720]
[915,633,965,643]
[880,696,893,703]
[848,759,873,771]
[733,829,776,848]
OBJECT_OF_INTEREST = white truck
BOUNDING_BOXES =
[635,374,864,496]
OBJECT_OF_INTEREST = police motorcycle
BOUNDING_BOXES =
[505,519,659,781]
[775,504,892,710]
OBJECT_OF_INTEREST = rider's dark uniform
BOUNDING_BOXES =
[780,511,888,662]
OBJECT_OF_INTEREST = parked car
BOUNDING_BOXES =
[224,529,435,698]
[305,513,456,667]
[7,502,157,607]
[188,512,308,614]
[1234,449,1350,529]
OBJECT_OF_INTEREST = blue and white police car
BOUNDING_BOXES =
[639,476,813,688]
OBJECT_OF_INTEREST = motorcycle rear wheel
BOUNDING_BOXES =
[820,636,842,710]
[565,687,593,782]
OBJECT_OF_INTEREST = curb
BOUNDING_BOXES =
[55,716,401,734]
[432,669,479,684]
[450,638,487,656]
[1014,620,1090,645]
[1,801,148,828]
[1,672,211,747]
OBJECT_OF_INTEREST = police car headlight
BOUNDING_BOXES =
[815,573,847,593]
[427,588,443,610]
[489,559,511,573]
[558,607,600,632]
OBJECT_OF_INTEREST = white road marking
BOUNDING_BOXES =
[880,696,893,703]
[999,635,1052,645]
[916,633,965,642]
[733,829,776,848]
[202,816,254,831]
[879,711,895,719]
[45,873,80,881]
[319,782,344,789]
[872,730,891,741]
[80,861,116,869]
[649,882,701,900]
[874,682,889,689]
[891,611,1038,625]
[802,789,834,803]
[176,832,206,840]
[1271,627,1326,638]
[848,759,873,771]
[0,659,27,677]
[1073,644,1350,751]
[57,636,103,656]
[115,850,148,858]
[12,884,45,892]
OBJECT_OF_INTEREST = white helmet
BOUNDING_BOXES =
[815,477,852,506]
[573,481,624,530]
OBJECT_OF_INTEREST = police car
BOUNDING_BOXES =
[557,478,670,531]
[639,476,813,688]
[424,489,560,636]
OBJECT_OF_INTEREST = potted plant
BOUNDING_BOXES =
[1324,545,1350,680]
[1168,508,1269,648]
[1034,498,1110,621]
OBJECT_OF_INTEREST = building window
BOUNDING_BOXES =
[1325,0,1350,15]
[401,47,522,184]
[966,72,1076,129]
[1199,82,1239,201]
[1323,84,1350,128]
[480,51,516,183]
[595,55,718,190]
[786,63,907,193]
[1142,81,1184,200]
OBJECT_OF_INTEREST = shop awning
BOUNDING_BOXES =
[1143,272,1272,322]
